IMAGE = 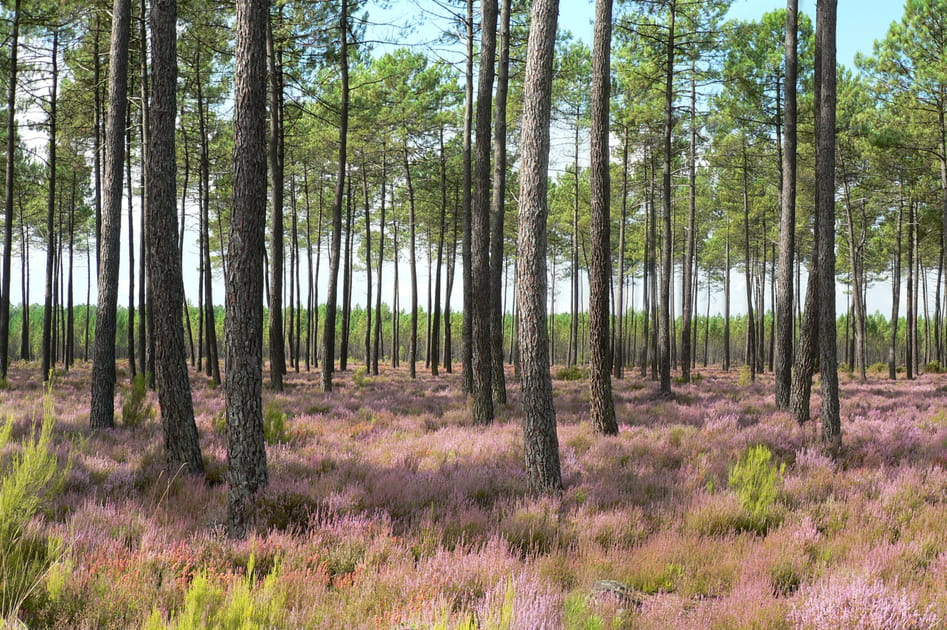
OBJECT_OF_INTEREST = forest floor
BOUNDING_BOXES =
[3,360,947,629]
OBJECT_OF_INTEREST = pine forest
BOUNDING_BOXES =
[0,0,946,627]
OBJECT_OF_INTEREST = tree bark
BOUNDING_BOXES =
[267,16,285,390]
[889,201,902,379]
[321,0,349,392]
[471,0,498,424]
[0,0,19,381]
[518,0,562,494]
[227,0,269,538]
[489,0,511,401]
[775,0,797,407]
[815,0,840,449]
[42,30,60,382]
[148,0,203,473]
[461,0,475,395]
[90,0,130,429]
[658,0,677,395]
[588,0,618,436]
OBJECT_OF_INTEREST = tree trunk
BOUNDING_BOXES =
[518,0,562,494]
[907,199,915,379]
[90,0,130,429]
[889,201,902,379]
[373,152,387,375]
[588,0,617,436]
[148,0,203,473]
[340,178,353,371]
[399,148,418,378]
[267,16,285,390]
[724,220,731,371]
[321,0,349,392]
[432,131,447,376]
[471,0,498,424]
[776,0,798,406]
[681,69,697,383]
[196,65,220,384]
[742,142,756,380]
[0,0,20,380]
[227,0,269,538]
[42,30,60,382]
[489,0,511,401]
[138,0,149,381]
[126,113,136,378]
[658,0,677,395]
[815,0,840,447]
[461,0,475,395]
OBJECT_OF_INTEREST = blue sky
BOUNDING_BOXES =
[558,0,905,69]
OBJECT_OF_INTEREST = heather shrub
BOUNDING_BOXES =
[0,399,66,623]
[500,499,572,557]
[685,492,761,537]
[262,401,289,445]
[728,444,784,533]
[143,555,285,630]
[122,373,154,428]
[789,573,939,630]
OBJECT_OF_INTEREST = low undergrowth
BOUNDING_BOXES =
[0,363,944,628]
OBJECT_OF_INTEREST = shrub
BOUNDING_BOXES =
[924,360,943,374]
[737,365,753,387]
[0,395,66,623]
[143,555,285,630]
[122,373,154,428]
[262,401,288,445]
[789,574,939,630]
[555,366,587,381]
[353,366,370,388]
[211,411,227,435]
[728,445,784,533]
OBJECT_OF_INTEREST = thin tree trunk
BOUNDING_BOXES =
[461,0,475,395]
[681,68,697,383]
[889,200,902,379]
[432,131,447,376]
[42,30,60,382]
[489,0,511,401]
[402,146,419,378]
[196,65,220,384]
[340,177,353,371]
[0,0,20,380]
[742,141,756,380]
[588,0,617,435]
[321,0,349,392]
[373,153,387,375]
[126,111,136,379]
[658,0,677,395]
[471,0,498,423]
[267,15,285,390]
[90,0,130,428]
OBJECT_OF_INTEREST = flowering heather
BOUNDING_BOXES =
[1,363,946,628]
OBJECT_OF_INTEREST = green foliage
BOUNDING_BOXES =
[211,411,227,435]
[737,365,753,387]
[564,594,606,630]
[728,445,784,532]
[0,394,66,623]
[121,373,154,428]
[144,555,285,630]
[555,365,587,381]
[353,366,369,388]
[262,402,288,445]
[924,360,943,374]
